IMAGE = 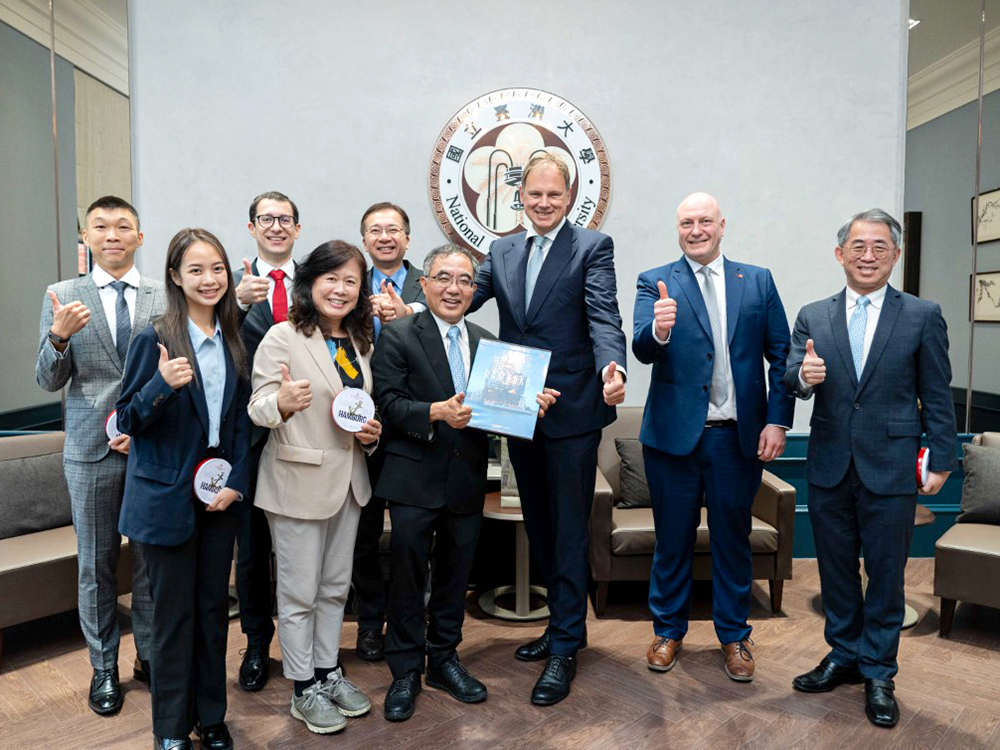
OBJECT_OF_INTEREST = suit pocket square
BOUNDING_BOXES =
[886,421,922,437]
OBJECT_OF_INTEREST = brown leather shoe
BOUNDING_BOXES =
[721,639,755,682]
[646,636,682,672]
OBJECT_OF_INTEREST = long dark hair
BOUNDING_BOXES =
[289,241,373,355]
[154,228,249,381]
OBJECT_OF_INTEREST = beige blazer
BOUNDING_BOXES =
[249,322,373,520]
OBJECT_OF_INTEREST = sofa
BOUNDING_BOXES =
[934,431,1000,637]
[588,406,796,616]
[0,432,134,666]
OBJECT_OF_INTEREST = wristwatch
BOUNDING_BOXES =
[47,330,69,345]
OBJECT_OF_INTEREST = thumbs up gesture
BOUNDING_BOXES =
[602,361,626,405]
[373,279,409,323]
[236,258,270,306]
[276,362,312,419]
[431,391,473,429]
[157,343,194,389]
[653,280,677,340]
[801,338,826,386]
[47,289,91,340]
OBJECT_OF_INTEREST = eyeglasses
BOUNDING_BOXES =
[255,214,296,229]
[365,225,405,238]
[845,241,894,259]
[428,272,474,289]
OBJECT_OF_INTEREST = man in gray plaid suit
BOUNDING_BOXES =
[35,195,167,716]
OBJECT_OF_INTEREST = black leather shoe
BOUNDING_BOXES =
[384,671,422,722]
[426,656,487,703]
[134,656,151,686]
[356,628,385,662]
[88,667,123,716]
[530,655,576,706]
[238,643,269,692]
[865,678,900,728]
[792,657,864,693]
[515,628,587,662]
[152,737,193,749]
[196,722,233,750]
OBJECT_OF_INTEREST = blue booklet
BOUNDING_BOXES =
[466,339,551,440]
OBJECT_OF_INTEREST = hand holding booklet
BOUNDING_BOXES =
[465,339,551,441]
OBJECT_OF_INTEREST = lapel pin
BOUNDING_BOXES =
[737,273,744,279]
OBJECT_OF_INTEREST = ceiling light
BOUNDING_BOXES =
[909,18,921,30]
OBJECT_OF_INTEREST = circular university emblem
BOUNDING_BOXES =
[429,88,611,259]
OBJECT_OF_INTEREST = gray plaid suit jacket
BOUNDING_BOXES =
[36,273,167,462]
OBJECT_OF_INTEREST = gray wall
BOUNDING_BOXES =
[0,20,77,414]
[130,0,909,430]
[905,89,1000,399]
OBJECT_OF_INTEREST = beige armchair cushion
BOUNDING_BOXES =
[610,507,778,556]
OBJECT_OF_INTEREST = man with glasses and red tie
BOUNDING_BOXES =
[230,190,301,693]
[785,209,956,729]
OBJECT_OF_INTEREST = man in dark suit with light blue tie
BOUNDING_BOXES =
[786,209,956,728]
[633,192,794,682]
[469,153,627,705]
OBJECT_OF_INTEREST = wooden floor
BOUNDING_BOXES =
[2,559,999,750]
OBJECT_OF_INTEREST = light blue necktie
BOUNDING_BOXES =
[447,325,466,393]
[524,236,546,314]
[108,280,131,363]
[848,295,870,379]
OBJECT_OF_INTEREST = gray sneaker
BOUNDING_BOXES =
[290,681,347,734]
[320,666,372,717]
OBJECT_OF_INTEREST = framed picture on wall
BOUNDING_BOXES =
[971,270,1000,322]
[971,187,1000,243]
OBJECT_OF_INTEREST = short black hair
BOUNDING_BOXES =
[360,202,410,236]
[85,195,140,229]
[249,191,299,224]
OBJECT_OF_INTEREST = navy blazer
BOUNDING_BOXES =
[633,257,794,459]
[784,285,957,495]
[469,222,627,438]
[117,324,251,546]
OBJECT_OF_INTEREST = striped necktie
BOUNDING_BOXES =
[108,280,131,363]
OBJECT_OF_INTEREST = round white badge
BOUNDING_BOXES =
[193,458,233,505]
[105,410,122,440]
[916,447,930,486]
[332,388,375,432]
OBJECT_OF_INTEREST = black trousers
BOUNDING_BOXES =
[507,429,601,656]
[384,502,482,679]
[235,439,275,647]
[139,504,238,738]
[352,443,388,632]
[809,460,916,681]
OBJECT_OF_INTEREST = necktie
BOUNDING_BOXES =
[269,268,288,323]
[524,236,546,314]
[698,266,728,408]
[848,295,870,379]
[447,325,466,393]
[108,280,131,363]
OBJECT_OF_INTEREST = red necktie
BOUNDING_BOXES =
[269,269,288,323]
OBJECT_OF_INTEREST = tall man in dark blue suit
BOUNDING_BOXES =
[469,153,627,705]
[786,209,956,728]
[633,192,794,682]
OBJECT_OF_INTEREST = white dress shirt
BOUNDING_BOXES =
[798,283,887,391]
[92,265,140,347]
[430,311,470,379]
[524,217,625,381]
[690,254,737,421]
[238,256,294,311]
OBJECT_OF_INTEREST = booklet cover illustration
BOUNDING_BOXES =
[465,339,551,440]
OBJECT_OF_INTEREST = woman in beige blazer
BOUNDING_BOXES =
[249,241,380,735]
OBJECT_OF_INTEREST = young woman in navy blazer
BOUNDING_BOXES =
[117,228,250,750]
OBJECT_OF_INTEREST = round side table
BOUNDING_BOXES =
[478,492,549,621]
